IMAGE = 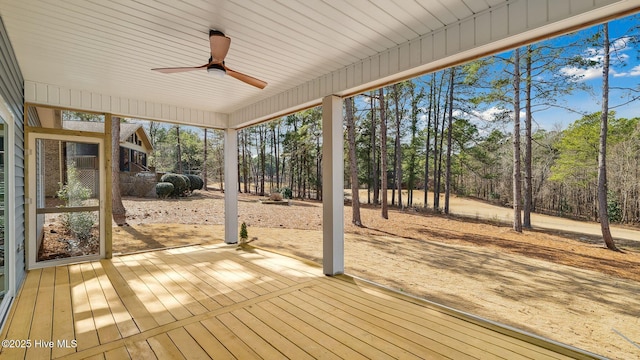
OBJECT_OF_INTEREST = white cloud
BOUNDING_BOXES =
[559,66,602,81]
[612,64,640,78]
[560,36,634,82]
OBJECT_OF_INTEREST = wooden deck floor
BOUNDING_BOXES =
[0,244,600,359]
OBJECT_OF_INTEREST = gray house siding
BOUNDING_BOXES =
[0,16,26,286]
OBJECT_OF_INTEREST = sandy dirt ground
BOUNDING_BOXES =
[116,190,640,360]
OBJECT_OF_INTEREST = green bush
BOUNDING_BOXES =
[180,174,191,194]
[186,174,203,192]
[160,173,187,197]
[155,182,174,198]
[607,190,622,223]
[279,187,292,199]
[57,164,96,241]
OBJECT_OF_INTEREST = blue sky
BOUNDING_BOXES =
[530,15,640,130]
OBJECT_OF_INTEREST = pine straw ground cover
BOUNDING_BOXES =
[116,190,640,360]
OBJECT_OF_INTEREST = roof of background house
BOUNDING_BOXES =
[62,121,153,150]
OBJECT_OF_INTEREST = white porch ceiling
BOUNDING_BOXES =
[1,0,638,128]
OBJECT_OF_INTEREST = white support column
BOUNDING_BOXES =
[322,95,344,276]
[224,128,238,244]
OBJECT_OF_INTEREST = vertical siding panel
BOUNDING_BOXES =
[475,12,491,46]
[399,44,410,72]
[379,51,390,78]
[176,107,184,122]
[101,95,111,112]
[91,92,101,110]
[388,47,399,75]
[491,6,509,40]
[433,30,446,59]
[370,54,380,80]
[509,1,528,34]
[460,18,475,50]
[446,25,460,55]
[571,0,596,13]
[81,91,91,109]
[36,83,48,103]
[58,87,70,107]
[47,85,60,105]
[70,89,81,108]
[362,58,371,84]
[421,35,434,63]
[549,0,571,22]
[528,0,549,28]
[24,81,36,102]
[409,38,421,68]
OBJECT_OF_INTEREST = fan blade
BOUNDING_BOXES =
[210,31,231,62]
[226,67,267,89]
[152,64,208,73]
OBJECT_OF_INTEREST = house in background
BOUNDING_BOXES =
[62,121,153,174]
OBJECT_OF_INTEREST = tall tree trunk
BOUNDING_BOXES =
[408,82,420,208]
[393,84,403,209]
[273,123,280,190]
[176,125,183,173]
[523,45,533,228]
[112,117,126,226]
[598,23,618,251]
[346,97,363,226]
[424,76,434,208]
[237,132,241,192]
[371,93,379,205]
[513,48,523,232]
[259,125,266,196]
[242,131,249,193]
[379,87,389,219]
[444,67,455,214]
[203,128,208,191]
[433,73,445,209]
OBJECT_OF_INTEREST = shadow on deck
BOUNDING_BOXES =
[0,244,603,359]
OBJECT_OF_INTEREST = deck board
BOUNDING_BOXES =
[51,266,76,359]
[0,243,602,360]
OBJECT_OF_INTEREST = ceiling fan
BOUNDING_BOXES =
[152,30,267,89]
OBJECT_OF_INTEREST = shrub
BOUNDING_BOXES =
[186,174,203,192]
[64,212,96,241]
[160,173,187,197]
[180,174,191,194]
[156,182,174,198]
[57,164,96,241]
[269,192,283,201]
[279,187,292,199]
[607,190,622,223]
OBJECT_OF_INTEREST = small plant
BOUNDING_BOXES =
[57,164,96,242]
[160,173,188,197]
[240,222,248,245]
[155,182,174,198]
[269,192,283,201]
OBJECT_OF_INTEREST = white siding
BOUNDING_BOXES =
[24,81,229,129]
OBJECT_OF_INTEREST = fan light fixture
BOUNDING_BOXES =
[207,63,226,78]
[151,29,267,89]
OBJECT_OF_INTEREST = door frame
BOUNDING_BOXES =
[0,99,16,328]
[27,132,106,269]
